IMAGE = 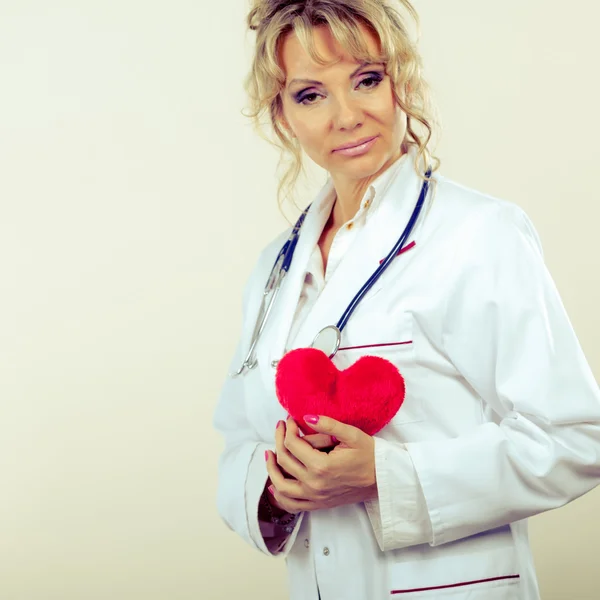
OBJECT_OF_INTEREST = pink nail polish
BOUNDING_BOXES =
[264,450,269,461]
[268,485,275,495]
[331,436,338,444]
[304,415,319,425]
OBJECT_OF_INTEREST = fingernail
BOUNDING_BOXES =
[304,415,319,425]
[276,420,284,429]
[331,436,338,444]
[264,450,269,461]
[268,485,275,495]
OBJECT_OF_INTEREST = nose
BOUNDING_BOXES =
[331,94,363,131]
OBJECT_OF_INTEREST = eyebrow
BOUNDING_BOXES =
[286,61,385,89]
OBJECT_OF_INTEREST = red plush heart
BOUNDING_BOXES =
[275,347,405,436]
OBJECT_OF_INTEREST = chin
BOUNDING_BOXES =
[338,152,389,178]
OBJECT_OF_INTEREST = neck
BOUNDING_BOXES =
[329,148,404,226]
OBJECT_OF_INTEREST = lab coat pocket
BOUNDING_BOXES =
[388,577,521,599]
[335,312,424,425]
[386,525,521,599]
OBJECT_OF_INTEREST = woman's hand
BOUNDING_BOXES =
[265,415,378,514]
[263,425,338,513]
[302,432,338,452]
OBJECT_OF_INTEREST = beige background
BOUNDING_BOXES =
[0,1,598,599]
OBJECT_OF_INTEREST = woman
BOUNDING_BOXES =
[213,1,600,598]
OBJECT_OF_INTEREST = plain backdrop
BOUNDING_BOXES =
[0,1,598,599]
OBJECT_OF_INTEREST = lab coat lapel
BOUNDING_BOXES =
[289,157,425,352]
[264,177,336,367]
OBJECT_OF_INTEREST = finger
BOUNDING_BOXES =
[303,414,366,447]
[274,420,292,477]
[266,487,290,513]
[267,485,319,514]
[263,478,286,513]
[266,450,305,498]
[284,418,327,469]
[302,433,337,450]
[275,420,306,479]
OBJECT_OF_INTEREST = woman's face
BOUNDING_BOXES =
[279,21,407,183]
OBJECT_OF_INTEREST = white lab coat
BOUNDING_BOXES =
[213,150,600,600]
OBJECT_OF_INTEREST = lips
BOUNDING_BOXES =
[333,135,378,152]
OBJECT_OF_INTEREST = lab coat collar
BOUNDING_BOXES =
[361,149,410,221]
[304,151,411,282]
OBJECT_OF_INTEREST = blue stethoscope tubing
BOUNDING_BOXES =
[232,167,432,377]
[233,206,311,375]
[336,167,432,332]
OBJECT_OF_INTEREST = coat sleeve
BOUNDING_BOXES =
[403,203,600,547]
[364,440,433,551]
[212,247,304,557]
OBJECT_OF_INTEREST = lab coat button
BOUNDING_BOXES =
[322,547,330,556]
[304,539,310,548]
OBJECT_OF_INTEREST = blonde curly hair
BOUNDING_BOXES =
[243,0,440,211]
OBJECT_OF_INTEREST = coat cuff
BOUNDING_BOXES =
[364,436,433,551]
[245,442,304,557]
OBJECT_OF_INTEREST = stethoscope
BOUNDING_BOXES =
[231,168,432,377]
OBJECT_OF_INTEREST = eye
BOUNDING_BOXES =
[298,92,321,106]
[357,73,384,89]
[295,72,384,106]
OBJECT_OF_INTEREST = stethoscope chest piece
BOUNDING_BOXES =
[269,325,340,370]
[310,325,341,359]
[270,325,340,370]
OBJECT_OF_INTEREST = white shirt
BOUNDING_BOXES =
[213,146,600,600]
